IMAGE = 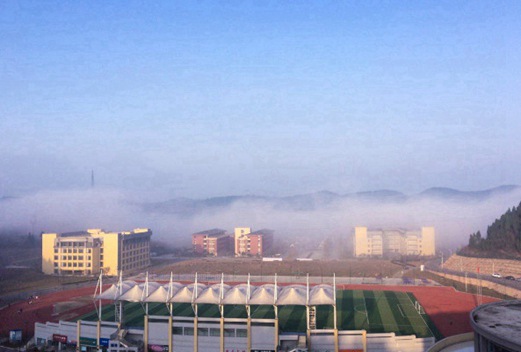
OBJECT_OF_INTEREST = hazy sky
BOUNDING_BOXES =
[2,1,521,198]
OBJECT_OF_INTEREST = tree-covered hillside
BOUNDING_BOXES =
[464,201,521,257]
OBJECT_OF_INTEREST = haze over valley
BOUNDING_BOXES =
[2,185,520,250]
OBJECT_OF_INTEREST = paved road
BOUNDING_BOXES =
[425,259,521,291]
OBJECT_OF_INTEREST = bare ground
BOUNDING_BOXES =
[150,257,406,278]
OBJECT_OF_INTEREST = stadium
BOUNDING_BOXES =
[30,271,483,352]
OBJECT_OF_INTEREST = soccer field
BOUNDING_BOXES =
[336,290,436,338]
[81,290,439,338]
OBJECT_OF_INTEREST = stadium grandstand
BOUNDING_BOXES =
[34,272,437,352]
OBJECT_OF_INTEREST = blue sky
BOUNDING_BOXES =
[1,1,521,198]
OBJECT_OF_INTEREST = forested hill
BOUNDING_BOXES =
[462,201,521,258]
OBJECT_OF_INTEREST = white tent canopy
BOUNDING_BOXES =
[144,285,170,303]
[96,278,336,307]
[118,283,146,302]
[195,283,230,304]
[171,283,206,303]
[221,284,249,305]
[96,280,136,300]
[249,284,279,305]
[309,284,335,305]
[276,285,308,306]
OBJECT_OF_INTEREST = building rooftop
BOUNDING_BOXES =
[471,300,521,350]
[60,231,90,237]
[193,228,227,236]
[250,229,273,235]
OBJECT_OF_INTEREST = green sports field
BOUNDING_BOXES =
[80,290,439,339]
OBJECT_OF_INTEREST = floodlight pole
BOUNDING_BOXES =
[96,271,102,352]
[247,273,252,352]
[274,273,279,352]
[334,273,338,352]
[143,272,149,352]
[168,272,174,352]
[220,273,225,352]
[193,272,199,352]
[117,270,123,325]
[306,273,311,351]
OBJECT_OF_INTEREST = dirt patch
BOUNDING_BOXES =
[152,258,405,278]
[53,296,92,315]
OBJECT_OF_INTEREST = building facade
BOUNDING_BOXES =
[234,228,273,257]
[42,228,152,276]
[354,227,435,258]
[191,229,230,256]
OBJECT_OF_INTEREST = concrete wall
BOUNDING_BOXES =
[430,270,521,299]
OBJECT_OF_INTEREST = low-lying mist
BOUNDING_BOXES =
[1,187,521,250]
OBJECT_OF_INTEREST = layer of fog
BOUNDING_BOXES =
[2,187,521,250]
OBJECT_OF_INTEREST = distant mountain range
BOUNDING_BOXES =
[142,185,521,215]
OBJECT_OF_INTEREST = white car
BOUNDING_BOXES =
[492,273,501,278]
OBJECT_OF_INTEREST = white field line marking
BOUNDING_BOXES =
[361,292,370,327]
[406,293,434,337]
[397,304,405,318]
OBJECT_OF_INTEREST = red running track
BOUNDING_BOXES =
[0,284,497,340]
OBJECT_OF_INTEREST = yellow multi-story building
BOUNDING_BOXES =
[353,226,435,257]
[42,228,152,276]
[234,227,251,256]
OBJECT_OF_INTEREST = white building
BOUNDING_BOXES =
[354,227,435,257]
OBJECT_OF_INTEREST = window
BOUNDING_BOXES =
[209,328,220,337]
[224,329,235,337]
[236,329,247,338]
[197,328,208,336]
[172,327,183,335]
[184,327,194,336]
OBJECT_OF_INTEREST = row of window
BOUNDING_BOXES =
[53,269,93,274]
[57,242,87,247]
[122,242,149,250]
[55,248,93,254]
[121,249,148,257]
[55,255,93,261]
[121,260,149,271]
[121,255,149,265]
[172,327,247,338]
[55,262,92,268]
